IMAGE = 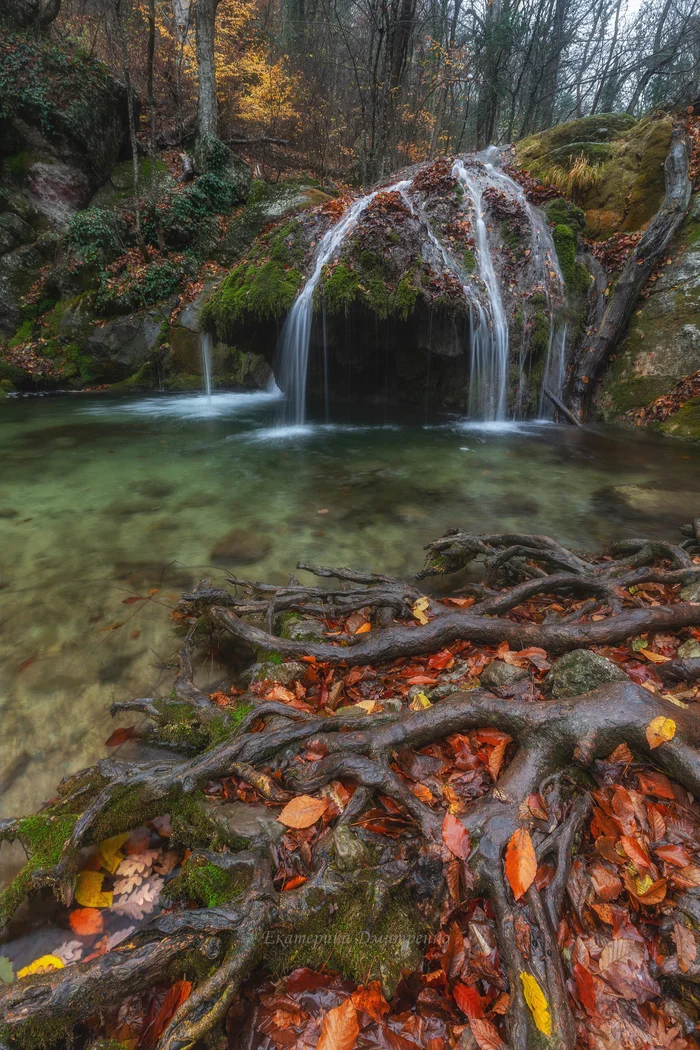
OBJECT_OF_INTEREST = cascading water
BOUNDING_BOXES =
[200,331,213,404]
[452,160,510,421]
[276,179,412,424]
[478,148,569,414]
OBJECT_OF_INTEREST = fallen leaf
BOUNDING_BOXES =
[673,922,697,973]
[640,650,671,663]
[17,955,64,978]
[121,596,144,605]
[104,727,138,748]
[409,692,432,710]
[317,998,359,1050]
[505,826,536,900]
[442,812,471,860]
[412,597,430,625]
[520,972,551,1036]
[355,622,372,634]
[646,716,676,749]
[469,1016,506,1050]
[454,983,484,1018]
[69,908,104,936]
[351,982,389,1024]
[99,833,130,874]
[278,795,329,829]
[74,871,113,909]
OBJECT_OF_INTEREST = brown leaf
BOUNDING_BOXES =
[442,812,471,860]
[317,998,359,1050]
[673,922,697,973]
[105,726,139,747]
[277,795,329,829]
[351,982,389,1025]
[470,1017,506,1050]
[505,826,536,900]
[441,922,465,980]
[453,983,483,1018]
[122,596,145,605]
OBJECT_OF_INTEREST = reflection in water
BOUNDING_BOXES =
[2,392,700,823]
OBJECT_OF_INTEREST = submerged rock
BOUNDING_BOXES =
[544,649,628,699]
[210,527,273,565]
[239,660,306,687]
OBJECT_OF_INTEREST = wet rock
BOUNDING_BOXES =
[594,485,700,530]
[210,527,272,565]
[480,660,530,690]
[544,649,628,699]
[239,660,306,687]
[332,826,367,870]
[678,639,700,658]
[278,615,326,642]
[85,305,172,383]
[681,580,700,602]
[0,213,33,255]
[206,800,284,847]
[27,161,91,226]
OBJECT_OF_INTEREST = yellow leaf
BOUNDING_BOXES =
[74,870,113,909]
[520,972,552,1036]
[663,693,689,708]
[409,692,432,711]
[354,699,376,713]
[640,650,672,664]
[99,832,130,874]
[646,716,676,749]
[412,597,430,625]
[355,622,371,634]
[17,955,64,978]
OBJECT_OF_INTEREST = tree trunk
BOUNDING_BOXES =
[567,127,692,419]
[195,0,221,162]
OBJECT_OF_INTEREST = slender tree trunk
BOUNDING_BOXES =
[195,0,222,162]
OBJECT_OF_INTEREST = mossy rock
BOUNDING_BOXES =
[545,197,585,232]
[552,224,591,297]
[661,396,700,440]
[89,158,175,210]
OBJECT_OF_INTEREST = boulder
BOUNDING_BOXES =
[205,800,284,847]
[210,527,273,565]
[681,580,700,603]
[0,212,33,255]
[480,660,530,690]
[85,306,171,383]
[239,660,306,687]
[27,161,91,226]
[544,649,628,699]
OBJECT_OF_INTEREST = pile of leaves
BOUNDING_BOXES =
[626,369,700,428]
[585,231,642,273]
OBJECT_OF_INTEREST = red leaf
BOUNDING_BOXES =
[139,980,192,1049]
[122,595,145,605]
[655,844,692,867]
[453,983,484,1019]
[573,963,597,1015]
[442,813,471,860]
[427,650,454,670]
[620,835,651,871]
[104,726,138,747]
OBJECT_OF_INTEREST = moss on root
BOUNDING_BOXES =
[163,859,250,909]
[0,1014,75,1050]
[0,815,79,926]
[90,785,231,851]
[266,884,427,996]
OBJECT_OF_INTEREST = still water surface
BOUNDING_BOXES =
[2,391,699,819]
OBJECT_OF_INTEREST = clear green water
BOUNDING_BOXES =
[2,390,700,821]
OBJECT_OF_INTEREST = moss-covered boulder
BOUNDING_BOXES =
[596,192,700,425]
[515,113,672,238]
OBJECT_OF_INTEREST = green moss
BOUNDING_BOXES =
[0,814,79,925]
[163,858,250,908]
[464,249,475,273]
[531,308,550,358]
[110,359,158,392]
[552,224,591,296]
[0,1014,75,1050]
[609,375,674,414]
[545,197,585,232]
[393,271,419,320]
[8,318,33,346]
[548,141,613,168]
[202,259,303,334]
[90,785,230,850]
[206,704,253,748]
[320,264,360,314]
[661,396,700,440]
[266,884,427,996]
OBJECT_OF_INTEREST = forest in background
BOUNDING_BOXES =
[50,0,700,185]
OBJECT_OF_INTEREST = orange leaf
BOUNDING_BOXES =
[505,826,537,901]
[355,622,372,634]
[453,983,484,1019]
[104,726,138,747]
[122,596,144,605]
[317,998,359,1050]
[351,982,389,1024]
[277,795,329,829]
[442,813,471,860]
[282,874,308,891]
[139,980,192,1049]
[69,908,104,936]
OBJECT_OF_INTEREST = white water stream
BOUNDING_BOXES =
[276,179,412,424]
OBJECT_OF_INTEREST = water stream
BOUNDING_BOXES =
[276,179,412,424]
[2,392,700,830]
[200,331,213,402]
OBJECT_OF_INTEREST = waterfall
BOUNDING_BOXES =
[452,160,510,421]
[200,331,213,403]
[276,179,412,424]
[478,150,569,414]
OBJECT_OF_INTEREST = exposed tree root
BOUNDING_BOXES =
[2,524,700,1050]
